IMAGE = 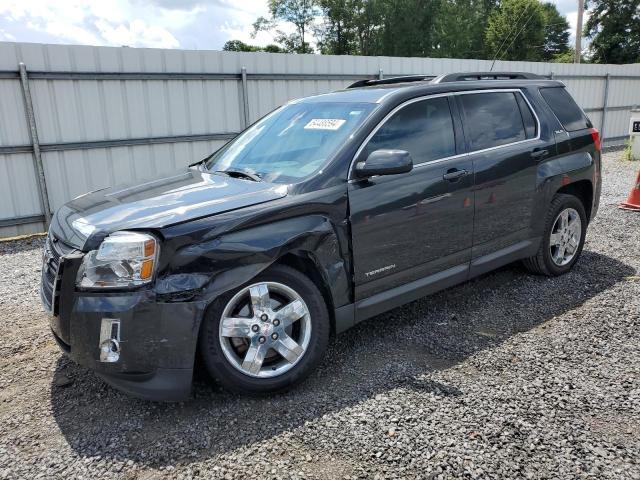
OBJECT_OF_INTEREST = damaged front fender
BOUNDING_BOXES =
[155,214,352,330]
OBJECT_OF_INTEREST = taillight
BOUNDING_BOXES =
[590,128,601,152]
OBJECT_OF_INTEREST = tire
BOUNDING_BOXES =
[523,193,587,276]
[198,264,330,395]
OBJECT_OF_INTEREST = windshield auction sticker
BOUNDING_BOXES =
[304,118,347,130]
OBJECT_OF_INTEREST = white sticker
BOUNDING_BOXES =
[304,118,346,130]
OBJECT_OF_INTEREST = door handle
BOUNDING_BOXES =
[531,149,549,161]
[443,168,468,182]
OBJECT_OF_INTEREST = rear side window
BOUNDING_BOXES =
[459,92,526,151]
[540,87,591,132]
[364,96,456,164]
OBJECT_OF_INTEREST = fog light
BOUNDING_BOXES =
[99,318,121,363]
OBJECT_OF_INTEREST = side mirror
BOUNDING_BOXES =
[354,149,413,178]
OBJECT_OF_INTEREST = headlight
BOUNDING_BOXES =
[76,231,159,289]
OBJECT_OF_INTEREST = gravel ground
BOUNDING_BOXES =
[0,150,639,479]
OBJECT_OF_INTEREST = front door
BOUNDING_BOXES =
[348,96,474,301]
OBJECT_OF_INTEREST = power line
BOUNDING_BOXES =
[489,2,534,71]
[497,6,541,64]
[491,2,547,69]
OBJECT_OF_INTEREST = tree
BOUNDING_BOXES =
[551,47,579,63]
[585,0,640,64]
[433,0,498,59]
[263,44,287,53]
[485,0,546,62]
[351,0,385,55]
[253,0,320,53]
[223,40,262,52]
[222,40,286,53]
[315,0,360,55]
[540,2,570,61]
[378,0,442,57]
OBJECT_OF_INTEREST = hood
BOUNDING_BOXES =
[51,168,288,249]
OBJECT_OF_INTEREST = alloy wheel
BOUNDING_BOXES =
[218,281,312,378]
[549,207,582,267]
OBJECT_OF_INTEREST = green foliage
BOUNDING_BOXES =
[585,0,640,64]
[253,0,320,53]
[263,44,287,53]
[622,140,635,161]
[485,0,546,61]
[551,48,577,63]
[314,0,357,54]
[540,2,570,61]
[380,0,443,57]
[315,0,385,55]
[223,40,262,52]
[223,40,286,53]
[433,0,498,59]
[247,0,576,62]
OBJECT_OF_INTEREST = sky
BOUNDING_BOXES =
[0,0,585,52]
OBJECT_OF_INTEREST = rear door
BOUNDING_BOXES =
[456,90,551,271]
[348,95,474,301]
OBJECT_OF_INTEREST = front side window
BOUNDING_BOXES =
[362,96,456,165]
[206,101,376,183]
[459,92,526,151]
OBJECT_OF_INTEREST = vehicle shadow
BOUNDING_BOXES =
[50,250,633,467]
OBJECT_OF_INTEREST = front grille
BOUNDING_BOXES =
[40,234,76,315]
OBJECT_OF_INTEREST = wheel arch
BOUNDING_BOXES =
[555,179,594,223]
[274,251,338,336]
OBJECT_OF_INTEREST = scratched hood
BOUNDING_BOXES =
[51,168,288,249]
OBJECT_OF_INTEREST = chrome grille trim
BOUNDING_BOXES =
[40,234,76,315]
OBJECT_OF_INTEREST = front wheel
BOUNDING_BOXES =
[523,193,587,276]
[198,264,330,395]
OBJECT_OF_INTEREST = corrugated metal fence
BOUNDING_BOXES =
[1,41,639,238]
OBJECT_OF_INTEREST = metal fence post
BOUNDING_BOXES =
[378,69,383,80]
[240,67,250,129]
[18,62,52,227]
[601,73,610,142]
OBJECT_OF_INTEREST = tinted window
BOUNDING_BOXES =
[363,97,456,164]
[540,87,591,132]
[515,92,537,139]
[460,92,526,151]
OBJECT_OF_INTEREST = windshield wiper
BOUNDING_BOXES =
[214,168,262,182]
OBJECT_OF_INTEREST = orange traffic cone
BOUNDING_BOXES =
[619,169,640,211]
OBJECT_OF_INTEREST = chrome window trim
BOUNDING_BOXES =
[348,88,542,181]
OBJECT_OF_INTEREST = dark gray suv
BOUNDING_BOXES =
[41,72,601,400]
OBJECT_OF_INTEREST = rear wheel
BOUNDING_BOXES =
[523,193,587,276]
[199,264,330,394]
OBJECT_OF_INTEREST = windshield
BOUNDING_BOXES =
[205,101,376,183]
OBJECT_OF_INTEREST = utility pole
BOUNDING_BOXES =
[575,0,584,63]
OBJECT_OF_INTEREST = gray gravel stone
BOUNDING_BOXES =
[0,150,638,479]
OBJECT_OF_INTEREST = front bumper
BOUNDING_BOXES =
[46,255,205,401]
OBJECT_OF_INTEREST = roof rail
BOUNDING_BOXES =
[347,75,434,89]
[431,72,544,83]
